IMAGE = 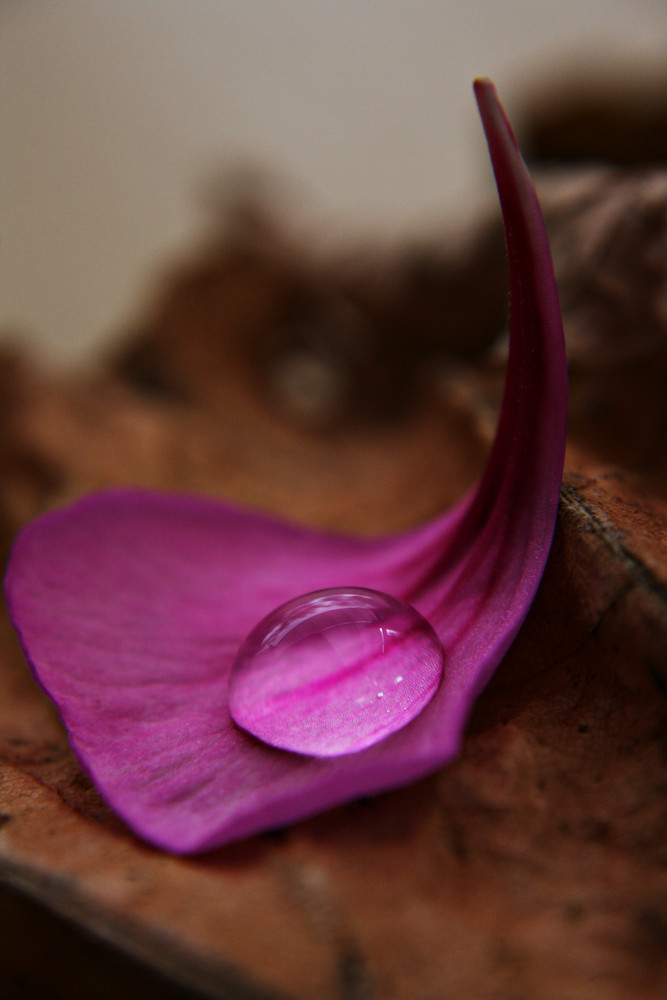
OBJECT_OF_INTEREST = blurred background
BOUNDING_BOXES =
[2,0,667,368]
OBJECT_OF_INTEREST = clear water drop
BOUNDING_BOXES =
[228,587,444,757]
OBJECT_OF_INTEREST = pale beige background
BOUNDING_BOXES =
[2,1,667,367]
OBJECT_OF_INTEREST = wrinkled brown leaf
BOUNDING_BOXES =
[1,167,667,999]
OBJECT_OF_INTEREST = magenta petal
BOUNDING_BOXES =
[6,490,461,852]
[4,79,567,853]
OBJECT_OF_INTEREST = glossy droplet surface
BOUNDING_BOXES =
[228,587,444,757]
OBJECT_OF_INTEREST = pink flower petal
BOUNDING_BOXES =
[4,79,567,853]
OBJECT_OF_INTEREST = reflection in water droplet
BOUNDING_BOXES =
[228,587,444,757]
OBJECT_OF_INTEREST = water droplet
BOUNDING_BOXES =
[228,587,444,757]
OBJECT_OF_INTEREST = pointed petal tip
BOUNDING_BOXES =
[472,78,496,105]
[473,78,520,153]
